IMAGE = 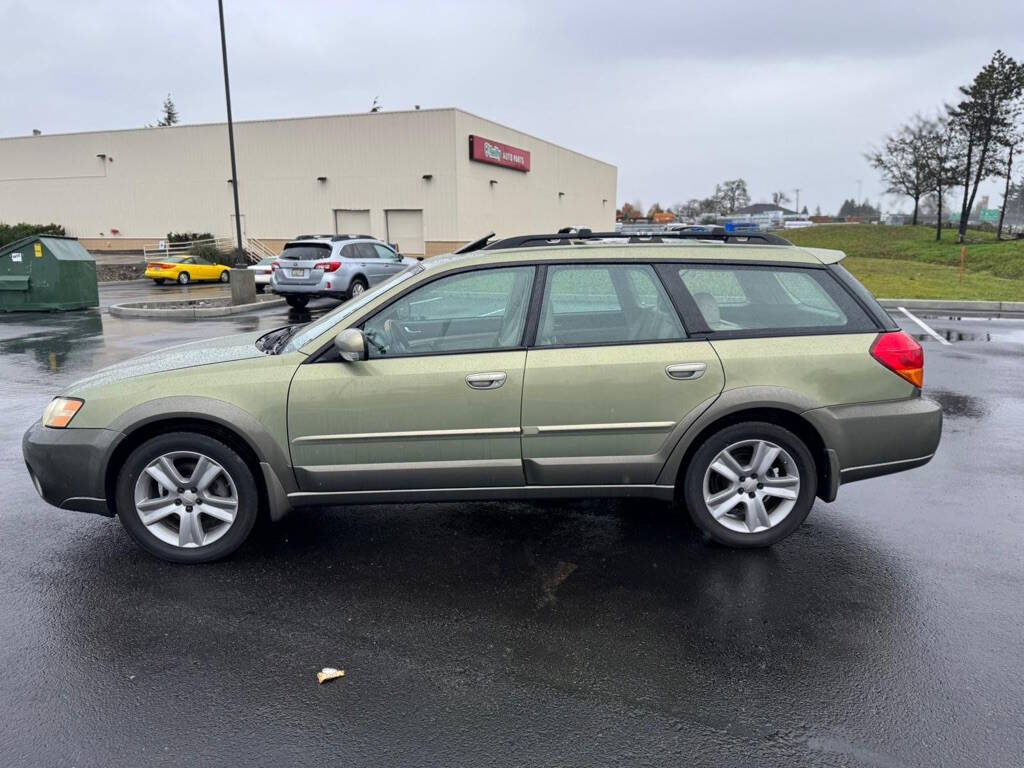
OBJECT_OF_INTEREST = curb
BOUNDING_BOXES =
[877,298,1024,318]
[109,296,284,319]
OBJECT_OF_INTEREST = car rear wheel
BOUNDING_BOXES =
[115,432,259,563]
[219,271,230,283]
[285,295,309,308]
[682,421,816,547]
[177,271,191,285]
[348,277,367,299]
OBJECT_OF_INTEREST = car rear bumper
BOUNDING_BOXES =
[145,269,178,280]
[803,394,942,486]
[22,420,120,516]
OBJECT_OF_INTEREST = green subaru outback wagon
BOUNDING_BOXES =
[23,230,942,562]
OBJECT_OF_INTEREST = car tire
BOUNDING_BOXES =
[153,279,165,285]
[177,271,191,285]
[682,421,817,548]
[348,277,368,299]
[219,271,230,283]
[115,431,259,563]
[285,295,309,308]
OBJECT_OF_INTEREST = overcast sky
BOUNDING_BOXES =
[2,0,1022,214]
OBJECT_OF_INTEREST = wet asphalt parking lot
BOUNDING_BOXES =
[1,281,1022,767]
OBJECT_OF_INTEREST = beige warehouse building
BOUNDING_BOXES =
[0,108,617,257]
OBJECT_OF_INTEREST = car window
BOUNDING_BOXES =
[362,267,535,357]
[675,265,874,333]
[536,264,685,347]
[282,244,331,261]
[181,257,194,264]
[284,266,423,352]
[373,244,398,260]
[193,257,212,265]
[354,243,378,259]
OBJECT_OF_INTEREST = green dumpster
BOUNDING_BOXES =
[0,236,99,311]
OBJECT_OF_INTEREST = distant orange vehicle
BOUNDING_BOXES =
[145,255,231,285]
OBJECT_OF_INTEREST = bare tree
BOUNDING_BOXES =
[715,179,750,214]
[771,190,791,207]
[920,117,964,241]
[866,115,935,226]
[948,50,1024,242]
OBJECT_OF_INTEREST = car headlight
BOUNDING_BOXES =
[43,397,84,428]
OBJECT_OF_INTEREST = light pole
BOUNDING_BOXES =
[793,188,801,214]
[218,0,245,266]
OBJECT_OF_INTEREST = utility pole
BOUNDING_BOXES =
[793,188,801,214]
[218,0,245,266]
[856,179,863,203]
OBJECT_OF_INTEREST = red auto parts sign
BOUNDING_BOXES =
[469,135,531,172]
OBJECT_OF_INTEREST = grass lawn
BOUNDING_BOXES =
[783,224,1024,300]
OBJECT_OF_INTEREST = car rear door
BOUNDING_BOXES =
[520,263,724,487]
[287,265,536,493]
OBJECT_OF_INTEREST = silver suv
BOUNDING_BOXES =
[270,234,417,308]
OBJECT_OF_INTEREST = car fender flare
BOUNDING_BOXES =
[656,385,824,487]
[103,396,297,517]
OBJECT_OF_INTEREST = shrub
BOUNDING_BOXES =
[167,231,214,244]
[190,242,233,266]
[0,222,65,248]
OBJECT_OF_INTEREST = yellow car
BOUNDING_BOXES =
[145,256,231,285]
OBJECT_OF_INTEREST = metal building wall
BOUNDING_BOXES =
[0,108,616,254]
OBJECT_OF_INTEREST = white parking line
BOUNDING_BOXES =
[897,306,952,345]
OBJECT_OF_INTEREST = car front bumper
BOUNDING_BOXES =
[22,420,121,516]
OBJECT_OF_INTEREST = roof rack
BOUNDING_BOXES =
[294,233,376,241]
[474,227,792,252]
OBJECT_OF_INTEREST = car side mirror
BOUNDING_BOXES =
[333,328,367,362]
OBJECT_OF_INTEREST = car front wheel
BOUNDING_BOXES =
[682,421,816,547]
[219,271,230,283]
[115,432,259,563]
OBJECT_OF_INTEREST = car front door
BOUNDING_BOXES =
[520,263,724,486]
[287,265,536,494]
[374,243,406,279]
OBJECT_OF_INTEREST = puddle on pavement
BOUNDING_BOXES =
[925,389,987,419]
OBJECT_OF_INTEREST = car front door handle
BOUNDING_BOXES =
[466,371,507,390]
[666,362,707,380]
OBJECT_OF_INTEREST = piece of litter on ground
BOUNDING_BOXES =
[317,667,345,684]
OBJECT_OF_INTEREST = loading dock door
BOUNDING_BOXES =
[334,209,371,236]
[385,209,424,256]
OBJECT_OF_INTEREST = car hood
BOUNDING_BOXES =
[68,330,268,391]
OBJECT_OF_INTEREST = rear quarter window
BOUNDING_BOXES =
[674,264,877,335]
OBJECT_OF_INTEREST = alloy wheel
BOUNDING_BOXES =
[701,439,800,534]
[133,451,239,548]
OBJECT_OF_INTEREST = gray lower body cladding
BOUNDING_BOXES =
[22,421,120,516]
[802,395,942,484]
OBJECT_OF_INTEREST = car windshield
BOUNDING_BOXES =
[282,264,424,353]
[281,243,331,261]
[256,257,277,266]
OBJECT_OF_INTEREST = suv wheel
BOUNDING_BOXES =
[115,432,259,563]
[348,277,367,298]
[177,271,190,285]
[285,295,309,309]
[682,421,816,547]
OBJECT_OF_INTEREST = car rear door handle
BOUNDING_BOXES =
[466,371,507,390]
[666,363,707,380]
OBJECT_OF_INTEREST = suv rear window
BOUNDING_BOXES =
[281,243,331,261]
[674,265,875,334]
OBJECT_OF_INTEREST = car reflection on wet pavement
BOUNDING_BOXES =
[0,284,1022,767]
